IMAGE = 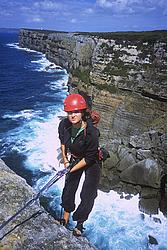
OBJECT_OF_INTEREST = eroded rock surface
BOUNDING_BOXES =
[0,159,96,250]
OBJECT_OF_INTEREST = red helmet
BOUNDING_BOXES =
[64,94,87,112]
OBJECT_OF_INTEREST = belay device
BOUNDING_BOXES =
[0,167,69,234]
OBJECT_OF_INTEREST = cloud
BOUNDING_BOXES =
[84,8,94,14]
[28,16,44,23]
[33,0,63,11]
[96,0,139,14]
[97,0,113,8]
[0,10,13,17]
[96,0,167,15]
[31,17,44,23]
[0,0,166,31]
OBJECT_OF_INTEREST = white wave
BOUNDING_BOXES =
[31,54,66,74]
[22,111,66,172]
[3,110,42,121]
[6,42,42,54]
[6,42,19,49]
[6,42,67,76]
[45,63,64,73]
[49,76,69,91]
[31,55,50,70]
[86,191,167,250]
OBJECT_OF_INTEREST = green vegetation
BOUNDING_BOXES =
[103,60,137,77]
[21,29,167,43]
[138,48,154,61]
[158,74,167,81]
[72,68,90,84]
[96,83,118,93]
[159,64,167,70]
[76,30,167,43]
[146,114,167,131]
[104,67,128,77]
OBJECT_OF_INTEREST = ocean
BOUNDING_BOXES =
[0,31,167,250]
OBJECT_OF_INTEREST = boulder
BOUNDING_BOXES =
[119,159,161,188]
[117,146,137,172]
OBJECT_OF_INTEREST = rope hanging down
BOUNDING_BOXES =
[0,167,69,231]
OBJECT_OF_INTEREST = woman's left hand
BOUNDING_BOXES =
[64,161,70,168]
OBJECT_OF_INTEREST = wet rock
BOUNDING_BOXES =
[153,217,161,224]
[140,213,145,220]
[129,133,152,149]
[138,188,160,215]
[120,159,161,188]
[148,235,158,245]
[159,195,167,218]
[124,194,133,200]
[139,198,159,215]
[103,151,119,170]
[121,183,139,195]
[117,146,137,171]
[139,187,160,199]
[136,149,152,161]
[0,159,96,250]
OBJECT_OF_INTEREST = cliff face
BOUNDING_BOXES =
[19,29,167,191]
[19,29,96,72]
[19,29,167,99]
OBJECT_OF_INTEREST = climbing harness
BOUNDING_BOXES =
[0,167,69,232]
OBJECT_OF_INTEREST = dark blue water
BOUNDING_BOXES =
[0,31,166,250]
[0,31,68,184]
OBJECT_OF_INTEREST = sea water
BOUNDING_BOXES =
[0,31,167,250]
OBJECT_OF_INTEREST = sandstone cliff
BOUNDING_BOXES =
[19,29,167,191]
[0,159,96,249]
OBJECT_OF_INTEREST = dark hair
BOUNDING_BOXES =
[82,109,91,122]
[79,91,92,110]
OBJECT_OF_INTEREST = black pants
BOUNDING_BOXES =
[61,162,101,222]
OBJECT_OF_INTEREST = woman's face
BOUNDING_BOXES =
[67,110,82,125]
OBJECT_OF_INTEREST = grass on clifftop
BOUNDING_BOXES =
[77,30,167,41]
[21,29,167,42]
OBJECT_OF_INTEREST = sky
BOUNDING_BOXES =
[0,0,167,32]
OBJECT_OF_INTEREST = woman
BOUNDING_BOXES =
[58,93,101,236]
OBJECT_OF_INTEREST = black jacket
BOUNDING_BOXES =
[58,118,99,166]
